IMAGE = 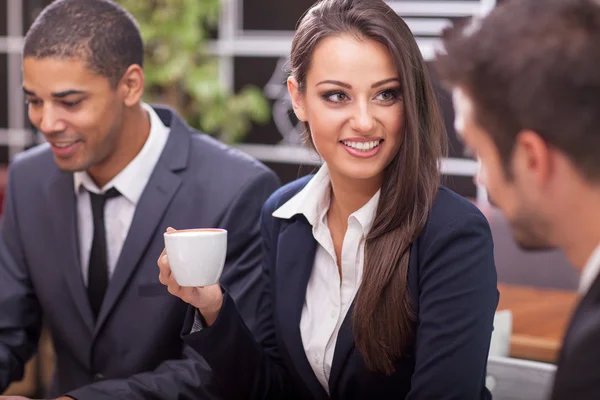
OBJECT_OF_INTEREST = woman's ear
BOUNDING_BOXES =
[288,76,307,122]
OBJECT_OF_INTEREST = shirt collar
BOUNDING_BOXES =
[272,164,331,226]
[73,103,170,204]
[272,164,380,235]
[579,243,600,295]
[351,189,380,235]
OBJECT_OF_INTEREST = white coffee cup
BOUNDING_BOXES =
[163,228,227,287]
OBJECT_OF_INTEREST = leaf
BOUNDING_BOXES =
[239,86,272,123]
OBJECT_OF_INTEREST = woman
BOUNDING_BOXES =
[158,0,498,398]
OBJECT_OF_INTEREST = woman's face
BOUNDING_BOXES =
[289,34,405,187]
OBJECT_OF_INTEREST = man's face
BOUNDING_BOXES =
[453,88,555,251]
[23,57,125,173]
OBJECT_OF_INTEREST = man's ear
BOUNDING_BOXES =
[119,64,145,107]
[513,129,552,190]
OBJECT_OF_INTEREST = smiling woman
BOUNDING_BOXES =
[288,35,405,189]
[159,0,499,398]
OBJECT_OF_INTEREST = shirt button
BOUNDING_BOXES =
[314,356,320,364]
[330,311,336,319]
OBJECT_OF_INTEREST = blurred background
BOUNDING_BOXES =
[0,0,494,195]
[0,0,580,398]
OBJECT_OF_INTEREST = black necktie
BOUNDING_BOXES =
[87,187,121,319]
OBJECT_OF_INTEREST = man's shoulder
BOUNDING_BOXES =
[154,104,274,182]
[186,132,277,183]
[10,143,56,176]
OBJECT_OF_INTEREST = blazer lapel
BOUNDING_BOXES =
[560,277,600,359]
[275,217,329,399]
[329,300,356,393]
[94,110,189,332]
[45,170,94,332]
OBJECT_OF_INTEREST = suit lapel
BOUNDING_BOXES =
[560,276,600,360]
[94,165,182,331]
[560,298,584,359]
[94,109,189,332]
[275,217,329,399]
[45,170,94,332]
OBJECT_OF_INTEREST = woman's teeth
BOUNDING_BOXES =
[341,140,381,151]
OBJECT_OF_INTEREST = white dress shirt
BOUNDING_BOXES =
[74,103,170,286]
[578,243,600,295]
[272,164,380,393]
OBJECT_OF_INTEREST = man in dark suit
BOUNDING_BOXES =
[0,0,279,399]
[435,0,600,398]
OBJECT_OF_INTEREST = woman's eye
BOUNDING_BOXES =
[376,90,399,102]
[323,92,349,103]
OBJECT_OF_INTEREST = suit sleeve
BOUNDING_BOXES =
[181,191,297,400]
[214,168,280,334]
[0,165,43,392]
[406,212,498,400]
[66,169,280,400]
[66,345,223,400]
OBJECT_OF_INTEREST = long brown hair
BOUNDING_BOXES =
[289,0,447,374]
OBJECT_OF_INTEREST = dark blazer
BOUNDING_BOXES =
[0,106,280,399]
[551,274,600,399]
[183,175,499,399]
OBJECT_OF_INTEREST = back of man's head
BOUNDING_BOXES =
[24,0,144,88]
[436,0,600,182]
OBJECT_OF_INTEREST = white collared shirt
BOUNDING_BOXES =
[578,244,600,295]
[74,103,170,286]
[272,164,380,393]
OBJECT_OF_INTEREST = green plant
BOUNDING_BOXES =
[117,0,270,143]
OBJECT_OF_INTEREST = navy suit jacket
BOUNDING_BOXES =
[0,106,280,399]
[183,176,498,399]
[551,274,600,399]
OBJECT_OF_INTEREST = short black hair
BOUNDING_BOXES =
[23,0,144,87]
[435,0,600,181]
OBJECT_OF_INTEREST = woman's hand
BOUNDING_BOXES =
[158,227,224,326]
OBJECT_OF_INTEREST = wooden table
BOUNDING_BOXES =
[497,283,579,363]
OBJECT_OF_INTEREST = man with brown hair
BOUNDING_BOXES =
[435,0,600,398]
